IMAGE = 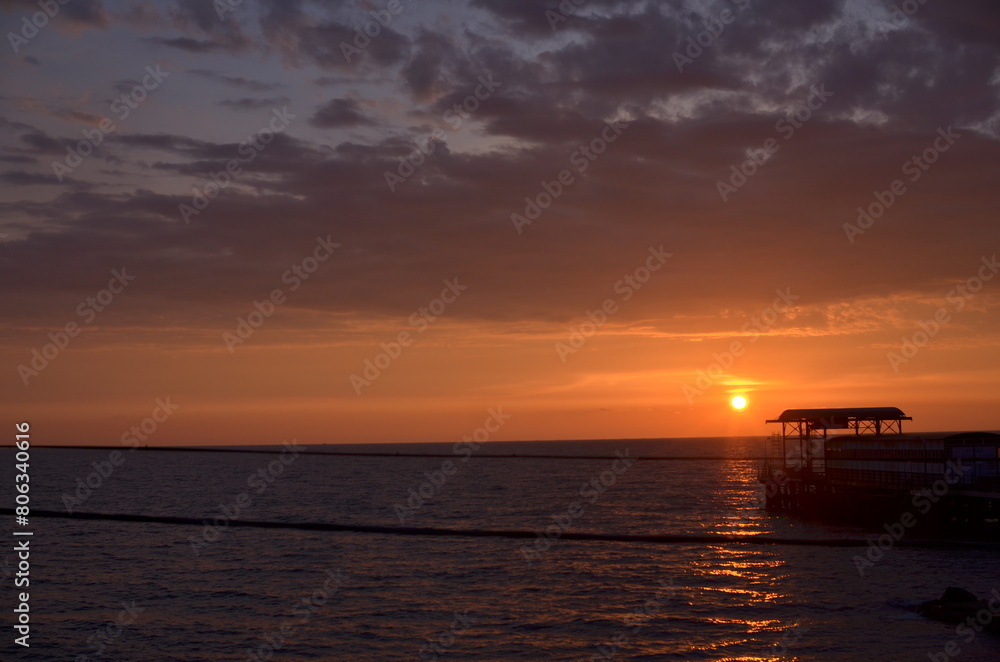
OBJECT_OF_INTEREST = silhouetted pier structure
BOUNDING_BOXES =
[758,407,1000,532]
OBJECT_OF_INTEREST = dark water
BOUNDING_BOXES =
[2,437,999,661]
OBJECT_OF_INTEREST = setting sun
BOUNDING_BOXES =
[731,395,748,410]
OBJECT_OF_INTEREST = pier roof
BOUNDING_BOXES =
[767,407,911,424]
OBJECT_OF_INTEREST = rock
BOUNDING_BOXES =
[916,587,1000,634]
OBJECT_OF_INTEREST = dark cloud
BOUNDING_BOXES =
[150,34,251,53]
[186,68,281,91]
[0,0,998,336]
[147,0,252,53]
[402,31,457,101]
[0,171,60,185]
[310,98,376,128]
[168,0,228,34]
[52,108,105,125]
[112,78,143,95]
[114,1,165,31]
[2,0,109,28]
[8,128,67,156]
[913,0,1000,46]
[730,0,841,34]
[220,96,292,112]
[468,0,577,35]
[111,133,215,155]
[0,115,36,133]
[59,0,109,28]
[257,6,411,69]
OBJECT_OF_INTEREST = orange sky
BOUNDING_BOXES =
[4,303,1000,445]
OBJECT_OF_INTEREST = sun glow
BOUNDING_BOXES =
[731,395,748,410]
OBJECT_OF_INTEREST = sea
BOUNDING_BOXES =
[3,437,999,661]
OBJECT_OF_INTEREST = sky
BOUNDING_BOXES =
[1,0,999,445]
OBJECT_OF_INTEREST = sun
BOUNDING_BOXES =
[730,395,748,410]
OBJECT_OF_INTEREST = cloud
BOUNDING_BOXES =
[2,0,110,29]
[220,96,292,112]
[113,1,165,31]
[0,0,997,341]
[186,68,281,92]
[401,31,457,102]
[309,98,376,128]
[149,35,247,53]
[4,126,68,156]
[146,0,252,53]
[0,171,62,185]
[256,3,411,70]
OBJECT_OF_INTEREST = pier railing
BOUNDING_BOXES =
[759,431,827,480]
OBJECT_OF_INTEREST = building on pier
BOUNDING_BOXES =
[757,407,1000,532]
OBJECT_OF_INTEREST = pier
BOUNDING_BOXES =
[758,407,1000,532]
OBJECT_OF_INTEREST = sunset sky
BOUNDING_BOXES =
[1,0,999,445]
